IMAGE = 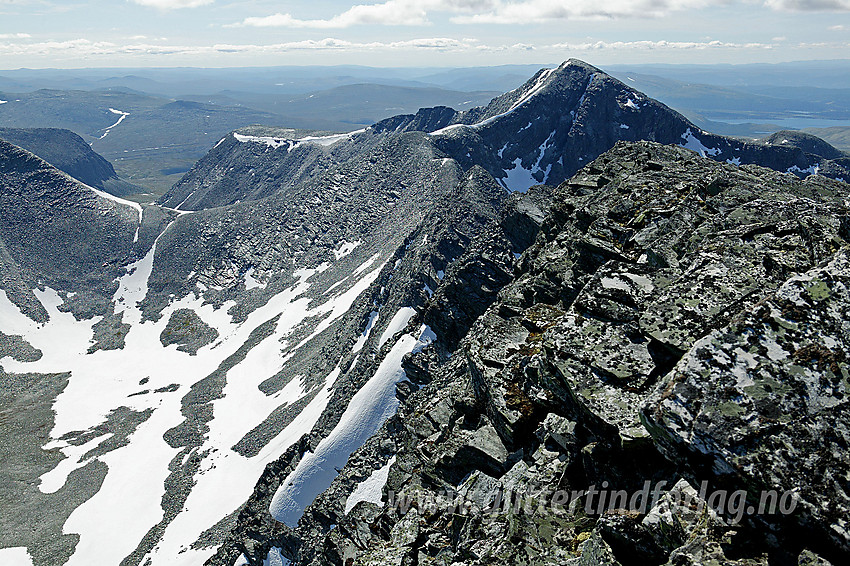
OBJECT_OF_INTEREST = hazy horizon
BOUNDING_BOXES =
[1,1,849,69]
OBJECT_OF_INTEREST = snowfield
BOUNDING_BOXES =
[680,128,721,158]
[234,129,366,151]
[0,547,34,566]
[0,227,390,565]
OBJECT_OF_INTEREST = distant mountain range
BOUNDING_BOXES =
[3,60,850,199]
[0,59,848,566]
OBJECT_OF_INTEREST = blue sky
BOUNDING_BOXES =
[0,0,848,68]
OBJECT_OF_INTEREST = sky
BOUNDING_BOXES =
[0,0,849,69]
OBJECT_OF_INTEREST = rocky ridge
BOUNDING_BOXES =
[0,127,142,196]
[160,60,850,214]
[249,142,850,566]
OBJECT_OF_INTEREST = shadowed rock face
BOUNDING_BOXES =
[0,127,141,196]
[264,142,850,566]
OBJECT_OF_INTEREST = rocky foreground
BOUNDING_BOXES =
[215,142,849,566]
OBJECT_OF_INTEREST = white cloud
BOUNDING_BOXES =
[0,35,786,61]
[764,0,850,9]
[232,0,466,28]
[0,36,484,58]
[232,0,850,29]
[233,0,729,29]
[829,24,848,29]
[235,6,425,28]
[0,32,31,38]
[452,0,715,23]
[549,39,775,50]
[132,0,214,9]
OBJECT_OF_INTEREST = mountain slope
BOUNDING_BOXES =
[387,59,849,190]
[0,139,156,320]
[0,127,142,196]
[0,109,543,566]
[1,60,849,566]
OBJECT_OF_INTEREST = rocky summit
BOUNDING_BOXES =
[0,60,848,566]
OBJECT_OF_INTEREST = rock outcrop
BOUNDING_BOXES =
[268,142,849,566]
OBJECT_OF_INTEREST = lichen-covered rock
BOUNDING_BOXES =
[282,142,849,566]
[665,537,769,566]
[643,250,850,558]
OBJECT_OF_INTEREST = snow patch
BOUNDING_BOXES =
[726,156,742,166]
[508,68,555,112]
[378,307,416,348]
[0,547,34,566]
[428,123,467,136]
[333,240,361,260]
[113,233,162,326]
[787,163,820,177]
[297,129,366,147]
[623,97,641,110]
[264,548,291,566]
[269,325,436,527]
[233,133,294,150]
[619,123,630,129]
[680,128,721,157]
[243,267,267,290]
[98,108,129,139]
[345,456,396,513]
[501,158,537,193]
[354,252,381,275]
[88,184,143,218]
[431,69,555,136]
[234,129,365,150]
[601,277,631,292]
